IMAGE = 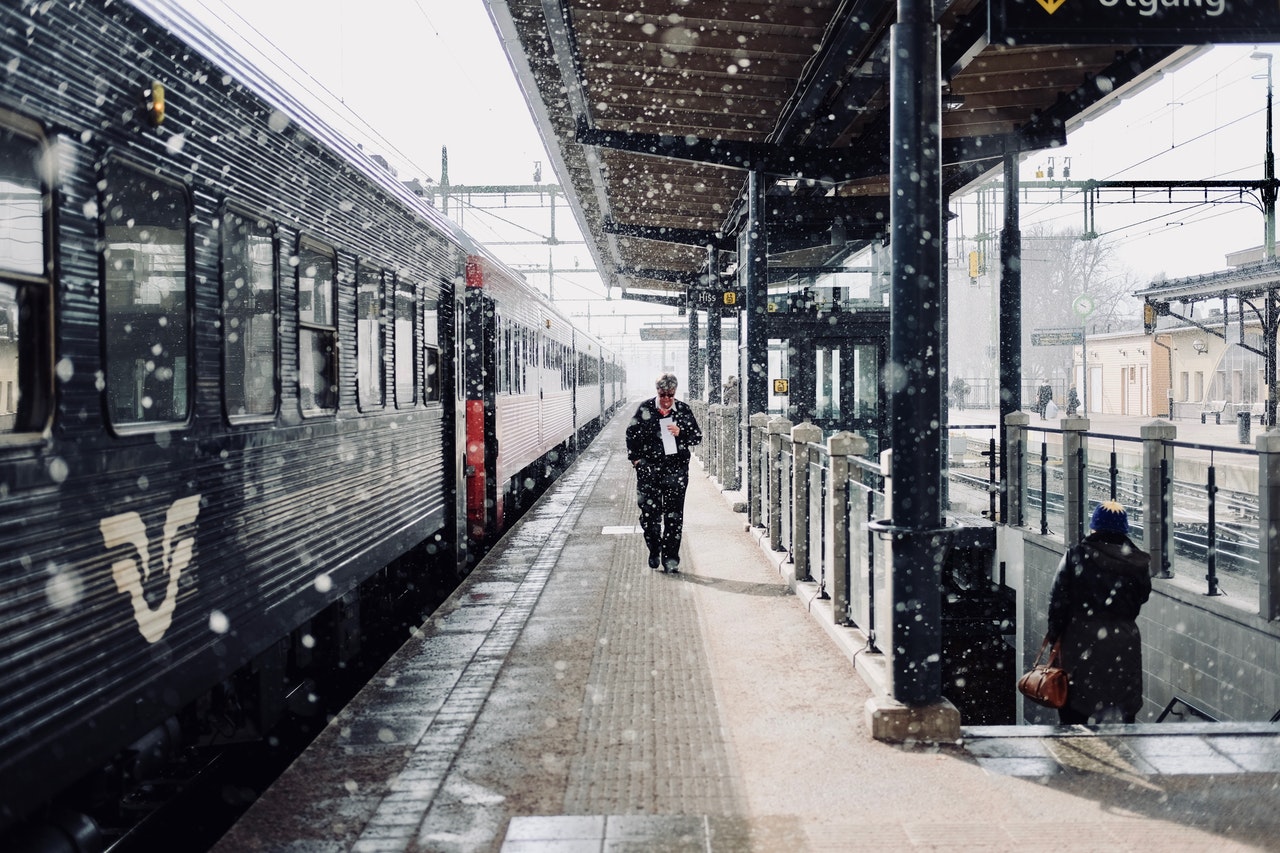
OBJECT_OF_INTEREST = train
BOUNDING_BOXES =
[0,0,624,846]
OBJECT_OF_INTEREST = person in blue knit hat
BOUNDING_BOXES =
[1044,500,1152,724]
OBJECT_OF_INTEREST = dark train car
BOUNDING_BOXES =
[0,0,621,844]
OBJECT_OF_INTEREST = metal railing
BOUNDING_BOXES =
[735,411,1278,639]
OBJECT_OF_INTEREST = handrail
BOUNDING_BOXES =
[1156,696,1219,723]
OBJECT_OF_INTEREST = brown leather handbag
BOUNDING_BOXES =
[1017,639,1068,709]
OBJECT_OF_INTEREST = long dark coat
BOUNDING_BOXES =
[1046,531,1152,720]
[624,397,702,565]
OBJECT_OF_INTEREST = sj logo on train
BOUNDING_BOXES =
[99,495,201,643]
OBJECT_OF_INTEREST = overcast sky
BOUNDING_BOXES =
[189,0,547,188]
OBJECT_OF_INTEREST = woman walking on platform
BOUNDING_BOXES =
[1045,500,1152,724]
[625,373,702,573]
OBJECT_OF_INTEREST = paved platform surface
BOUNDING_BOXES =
[215,413,1280,853]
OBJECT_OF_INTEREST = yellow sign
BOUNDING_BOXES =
[772,379,789,395]
[723,291,737,306]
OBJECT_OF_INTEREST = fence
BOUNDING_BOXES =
[715,411,1280,666]
[697,408,1280,721]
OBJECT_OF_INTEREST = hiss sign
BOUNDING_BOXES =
[990,0,1280,45]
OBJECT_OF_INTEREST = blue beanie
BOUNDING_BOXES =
[1090,500,1129,535]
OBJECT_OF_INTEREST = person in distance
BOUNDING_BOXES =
[625,373,702,573]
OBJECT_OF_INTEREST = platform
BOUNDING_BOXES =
[215,413,1280,852]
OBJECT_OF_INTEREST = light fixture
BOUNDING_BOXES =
[1192,338,1208,353]
[830,216,847,246]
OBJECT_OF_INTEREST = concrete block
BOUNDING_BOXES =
[864,695,962,744]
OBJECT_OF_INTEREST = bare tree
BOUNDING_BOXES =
[1020,224,1144,386]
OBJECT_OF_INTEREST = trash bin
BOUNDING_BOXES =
[1238,410,1252,444]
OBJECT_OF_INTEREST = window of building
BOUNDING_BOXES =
[357,263,385,410]
[102,160,191,427]
[0,115,52,437]
[221,209,277,419]
[298,240,337,413]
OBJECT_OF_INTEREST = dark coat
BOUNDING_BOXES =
[1047,531,1152,719]
[625,397,702,467]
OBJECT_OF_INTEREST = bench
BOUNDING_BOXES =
[1250,401,1267,425]
[1201,400,1227,424]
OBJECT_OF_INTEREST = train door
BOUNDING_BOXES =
[462,258,498,557]
[446,275,469,573]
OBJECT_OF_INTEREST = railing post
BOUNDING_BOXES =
[691,400,707,464]
[1061,415,1089,548]
[748,413,769,528]
[791,422,822,583]
[1257,429,1280,618]
[1004,412,1030,528]
[828,431,868,625]
[1141,420,1177,580]
[768,416,792,552]
[722,406,741,490]
[705,403,720,479]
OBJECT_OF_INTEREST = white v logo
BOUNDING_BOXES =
[99,495,202,643]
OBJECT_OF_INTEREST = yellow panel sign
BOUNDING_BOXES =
[773,379,789,395]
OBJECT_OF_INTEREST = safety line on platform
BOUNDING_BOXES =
[353,448,610,849]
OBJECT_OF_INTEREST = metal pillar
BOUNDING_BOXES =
[886,0,944,706]
[742,170,770,512]
[707,246,722,404]
[687,302,702,399]
[998,150,1023,522]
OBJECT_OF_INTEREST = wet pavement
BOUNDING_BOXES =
[216,413,1280,853]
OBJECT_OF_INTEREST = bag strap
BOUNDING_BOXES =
[1032,638,1050,667]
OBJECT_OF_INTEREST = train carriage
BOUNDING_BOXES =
[461,254,620,544]
[0,0,622,845]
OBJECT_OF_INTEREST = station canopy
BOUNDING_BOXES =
[484,0,1192,302]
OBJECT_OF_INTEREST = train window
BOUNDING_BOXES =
[499,317,509,395]
[102,161,192,428]
[297,240,337,413]
[422,302,440,403]
[221,209,277,419]
[356,263,385,410]
[395,280,416,407]
[0,117,52,438]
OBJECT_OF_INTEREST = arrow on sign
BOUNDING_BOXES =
[1036,0,1066,13]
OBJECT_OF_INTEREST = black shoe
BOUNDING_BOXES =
[648,553,660,569]
[663,558,679,574]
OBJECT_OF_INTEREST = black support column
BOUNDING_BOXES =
[886,0,943,707]
[707,244,723,404]
[999,151,1022,522]
[687,301,702,399]
[741,171,769,509]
